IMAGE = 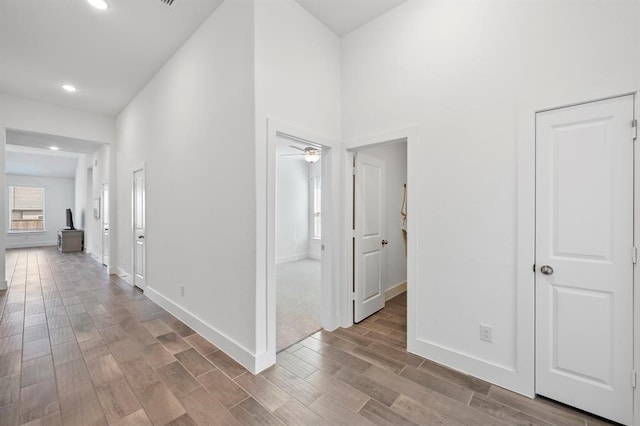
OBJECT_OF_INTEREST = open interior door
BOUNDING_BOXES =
[354,152,386,322]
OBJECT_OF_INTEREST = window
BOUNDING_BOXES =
[9,186,45,232]
[312,177,321,239]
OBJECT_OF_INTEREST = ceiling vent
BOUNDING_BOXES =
[160,0,175,5]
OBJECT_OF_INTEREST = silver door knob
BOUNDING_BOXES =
[540,265,554,275]
[381,240,389,246]
[138,235,145,239]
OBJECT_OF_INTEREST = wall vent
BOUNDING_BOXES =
[160,0,175,5]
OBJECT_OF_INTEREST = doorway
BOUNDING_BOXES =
[274,135,324,352]
[349,141,408,324]
[534,95,634,424]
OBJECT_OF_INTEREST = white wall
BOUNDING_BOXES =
[116,0,258,367]
[276,156,309,263]
[254,0,341,366]
[342,0,640,394]
[5,175,74,248]
[359,142,407,292]
[0,93,115,288]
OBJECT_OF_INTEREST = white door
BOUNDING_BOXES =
[101,183,110,267]
[535,95,634,424]
[133,167,146,290]
[354,152,386,322]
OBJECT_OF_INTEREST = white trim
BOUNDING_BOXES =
[116,267,133,286]
[385,281,406,301]
[516,79,640,404]
[276,253,309,265]
[0,280,6,291]
[260,118,340,374]
[5,241,56,249]
[145,287,263,373]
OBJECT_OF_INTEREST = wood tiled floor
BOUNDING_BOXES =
[0,247,615,425]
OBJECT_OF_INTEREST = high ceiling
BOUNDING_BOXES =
[0,0,406,117]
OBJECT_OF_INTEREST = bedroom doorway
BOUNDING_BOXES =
[275,135,324,351]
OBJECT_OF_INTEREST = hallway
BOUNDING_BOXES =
[0,248,611,425]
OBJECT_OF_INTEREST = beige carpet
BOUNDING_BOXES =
[276,258,321,352]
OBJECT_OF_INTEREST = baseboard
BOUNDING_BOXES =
[0,280,7,290]
[385,281,407,301]
[116,267,133,286]
[5,241,57,249]
[276,253,309,264]
[144,287,262,374]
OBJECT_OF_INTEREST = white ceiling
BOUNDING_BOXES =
[5,129,103,178]
[0,0,224,116]
[294,0,407,36]
[0,0,405,117]
[6,145,80,179]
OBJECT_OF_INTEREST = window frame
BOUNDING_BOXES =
[8,185,46,234]
[311,176,321,240]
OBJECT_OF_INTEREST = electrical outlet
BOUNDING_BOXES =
[180,286,185,297]
[480,325,493,343]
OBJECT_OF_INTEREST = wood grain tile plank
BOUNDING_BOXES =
[23,337,51,362]
[262,365,322,406]
[48,326,75,346]
[59,383,106,426]
[309,394,374,426]
[141,342,176,369]
[234,372,290,411]
[109,409,152,426]
[20,378,60,424]
[400,366,473,404]
[390,394,465,426]
[418,358,491,395]
[305,369,370,412]
[157,332,191,355]
[349,345,406,374]
[334,368,399,407]
[273,398,325,426]
[358,398,418,426]
[198,369,248,409]
[78,336,110,361]
[366,341,423,368]
[207,350,247,379]
[156,361,200,395]
[134,380,186,425]
[55,358,91,394]
[229,397,283,426]
[51,341,81,366]
[290,346,343,375]
[469,393,553,426]
[21,355,55,388]
[0,350,21,378]
[119,357,161,394]
[316,344,372,374]
[87,354,124,386]
[174,348,214,377]
[0,374,20,408]
[176,386,241,426]
[276,350,316,379]
[183,333,219,356]
[94,378,142,423]
[327,328,374,347]
[142,319,172,337]
[487,386,586,426]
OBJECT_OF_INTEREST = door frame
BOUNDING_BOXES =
[132,162,146,291]
[261,119,339,371]
[101,182,109,266]
[342,127,417,341]
[516,81,639,419]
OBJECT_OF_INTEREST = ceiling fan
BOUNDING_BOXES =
[281,145,322,163]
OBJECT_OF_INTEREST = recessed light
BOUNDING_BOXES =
[62,84,77,93]
[49,146,60,151]
[87,0,109,10]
